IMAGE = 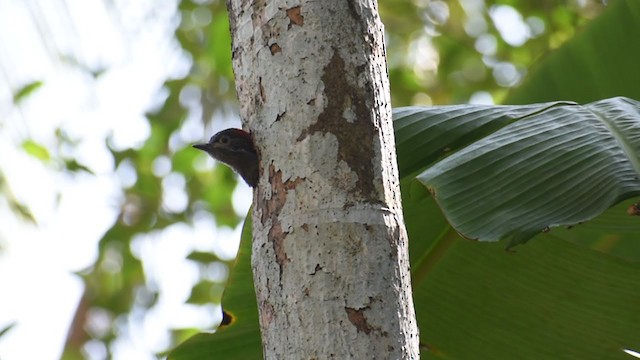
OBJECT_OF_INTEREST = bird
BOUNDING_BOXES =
[193,128,259,187]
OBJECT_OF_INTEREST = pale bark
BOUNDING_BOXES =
[226,0,419,358]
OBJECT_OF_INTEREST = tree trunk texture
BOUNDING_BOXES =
[226,0,419,358]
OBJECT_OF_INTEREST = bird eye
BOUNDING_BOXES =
[219,135,229,144]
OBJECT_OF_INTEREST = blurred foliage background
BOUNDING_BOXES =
[0,0,610,359]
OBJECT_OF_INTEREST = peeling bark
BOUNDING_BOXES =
[226,0,419,358]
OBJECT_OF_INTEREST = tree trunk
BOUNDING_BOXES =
[226,0,419,358]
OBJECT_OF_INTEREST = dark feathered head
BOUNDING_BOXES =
[193,129,259,187]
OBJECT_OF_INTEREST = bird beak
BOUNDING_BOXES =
[193,143,210,151]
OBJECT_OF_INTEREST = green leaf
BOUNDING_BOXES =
[170,210,261,360]
[13,81,43,104]
[0,173,36,223]
[21,140,51,162]
[402,162,640,360]
[186,280,224,305]
[0,322,16,339]
[186,251,221,264]
[548,201,640,262]
[9,200,36,224]
[394,101,574,178]
[411,228,640,360]
[406,97,640,247]
[64,159,94,174]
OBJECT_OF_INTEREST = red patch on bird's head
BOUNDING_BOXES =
[227,128,252,139]
[209,128,252,144]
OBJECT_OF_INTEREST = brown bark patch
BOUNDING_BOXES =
[297,50,378,203]
[257,164,304,277]
[270,222,289,268]
[286,6,304,27]
[260,164,303,224]
[269,43,282,55]
[259,300,275,327]
[259,77,266,103]
[345,307,372,334]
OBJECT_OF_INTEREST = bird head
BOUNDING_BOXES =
[193,128,259,187]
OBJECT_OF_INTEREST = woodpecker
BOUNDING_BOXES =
[193,128,259,187]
